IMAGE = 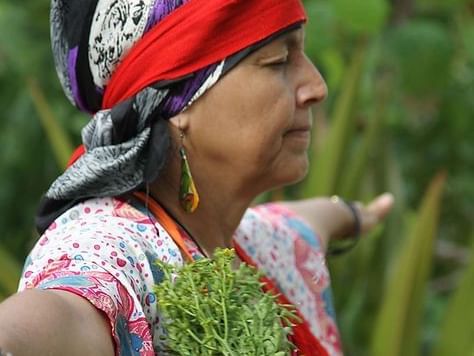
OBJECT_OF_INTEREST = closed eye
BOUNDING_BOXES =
[267,57,289,66]
[258,51,289,67]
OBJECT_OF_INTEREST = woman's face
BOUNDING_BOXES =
[174,27,327,197]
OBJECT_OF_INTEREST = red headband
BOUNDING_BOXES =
[103,0,307,109]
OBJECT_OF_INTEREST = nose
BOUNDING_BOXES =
[296,54,328,108]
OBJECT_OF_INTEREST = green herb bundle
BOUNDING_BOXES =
[154,248,299,355]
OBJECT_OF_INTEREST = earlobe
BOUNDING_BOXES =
[169,112,190,131]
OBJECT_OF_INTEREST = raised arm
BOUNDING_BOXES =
[0,289,114,356]
[280,193,394,252]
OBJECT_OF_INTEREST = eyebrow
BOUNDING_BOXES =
[251,28,304,62]
[283,29,304,48]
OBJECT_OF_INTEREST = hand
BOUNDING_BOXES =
[332,193,394,240]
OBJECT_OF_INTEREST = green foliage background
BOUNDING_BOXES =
[0,0,472,354]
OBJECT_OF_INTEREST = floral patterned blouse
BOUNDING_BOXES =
[18,196,342,355]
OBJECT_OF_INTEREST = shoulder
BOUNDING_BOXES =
[22,197,184,286]
[29,197,182,260]
[19,196,184,354]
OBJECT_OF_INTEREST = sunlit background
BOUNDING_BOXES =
[0,0,472,355]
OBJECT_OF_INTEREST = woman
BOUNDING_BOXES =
[0,0,393,355]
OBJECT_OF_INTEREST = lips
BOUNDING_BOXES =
[284,122,312,136]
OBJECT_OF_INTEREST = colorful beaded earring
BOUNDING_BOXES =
[179,130,199,213]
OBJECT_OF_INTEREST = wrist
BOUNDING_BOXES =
[321,197,357,240]
[329,196,361,239]
[327,196,361,256]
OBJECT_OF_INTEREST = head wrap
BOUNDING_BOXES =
[38,0,306,232]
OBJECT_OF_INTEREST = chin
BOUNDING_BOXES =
[287,165,309,185]
[272,156,309,188]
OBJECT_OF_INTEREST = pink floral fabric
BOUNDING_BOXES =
[19,196,342,355]
[234,204,342,355]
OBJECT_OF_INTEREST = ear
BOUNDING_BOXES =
[169,111,190,131]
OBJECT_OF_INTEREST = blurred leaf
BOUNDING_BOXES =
[340,79,388,199]
[305,1,337,55]
[304,41,367,196]
[0,244,22,298]
[370,171,447,356]
[417,0,472,11]
[319,49,346,92]
[0,4,31,73]
[388,20,454,95]
[27,78,74,169]
[460,18,474,61]
[433,239,474,356]
[0,2,51,77]
[332,0,390,35]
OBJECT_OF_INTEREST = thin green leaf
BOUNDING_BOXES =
[340,78,388,199]
[27,78,74,169]
[304,41,368,196]
[0,244,22,298]
[370,171,447,356]
[433,239,474,356]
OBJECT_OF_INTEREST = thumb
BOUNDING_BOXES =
[367,192,394,222]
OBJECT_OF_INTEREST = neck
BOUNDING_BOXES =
[149,165,254,257]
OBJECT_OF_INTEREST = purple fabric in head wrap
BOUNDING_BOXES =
[54,0,206,115]
[145,0,188,32]
[67,47,87,112]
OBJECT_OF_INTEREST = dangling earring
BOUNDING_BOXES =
[179,130,199,213]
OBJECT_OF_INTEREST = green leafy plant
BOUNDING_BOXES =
[154,249,299,356]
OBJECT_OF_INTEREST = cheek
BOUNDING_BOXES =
[234,86,295,173]
[252,96,294,158]
[189,68,295,165]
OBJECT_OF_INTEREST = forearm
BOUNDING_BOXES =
[0,289,114,356]
[280,198,354,252]
[280,193,394,252]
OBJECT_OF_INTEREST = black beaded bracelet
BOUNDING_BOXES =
[327,196,361,256]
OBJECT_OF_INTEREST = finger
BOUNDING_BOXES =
[367,193,394,221]
[356,193,394,234]
[358,203,379,234]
